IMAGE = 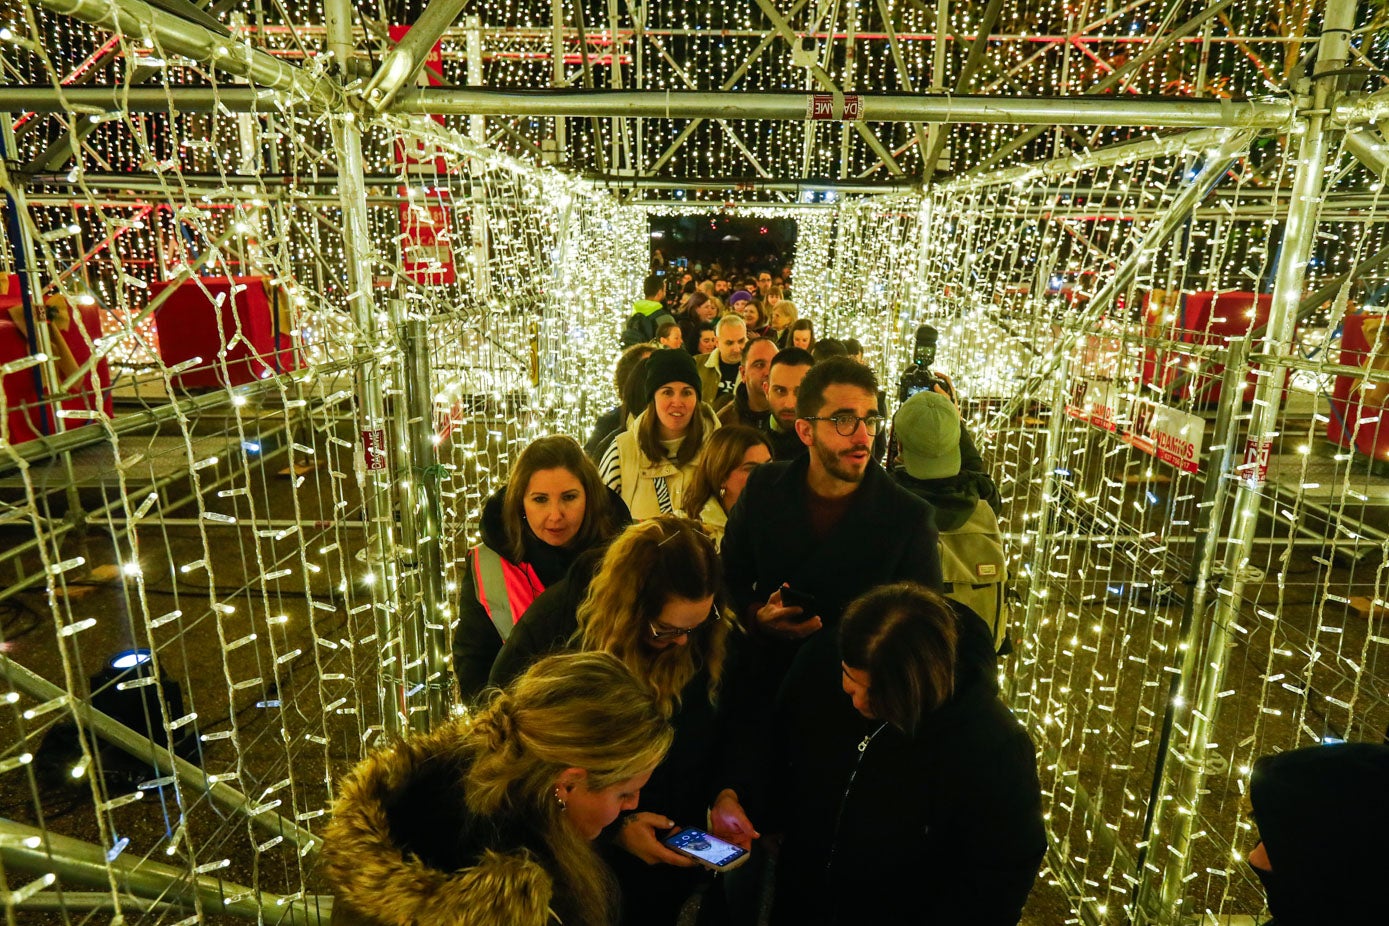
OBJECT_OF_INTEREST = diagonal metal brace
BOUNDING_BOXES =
[361,0,471,112]
[751,0,904,176]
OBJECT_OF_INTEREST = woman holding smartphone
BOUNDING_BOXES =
[323,652,673,926]
[491,517,736,925]
[754,583,1046,924]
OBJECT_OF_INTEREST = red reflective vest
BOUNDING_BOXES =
[470,545,544,642]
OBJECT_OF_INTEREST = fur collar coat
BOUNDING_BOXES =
[321,721,559,926]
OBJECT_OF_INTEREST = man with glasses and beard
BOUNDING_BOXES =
[708,358,943,893]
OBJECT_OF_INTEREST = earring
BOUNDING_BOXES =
[554,787,566,812]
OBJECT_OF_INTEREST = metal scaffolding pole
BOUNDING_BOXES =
[400,316,449,724]
[392,89,1296,129]
[1135,1,1357,922]
[363,0,471,112]
[0,85,1297,132]
[35,0,333,107]
[324,0,406,737]
[1345,124,1389,180]
[0,818,326,926]
[0,653,318,852]
[939,125,1259,192]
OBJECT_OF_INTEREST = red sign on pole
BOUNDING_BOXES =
[807,94,865,121]
[362,428,388,472]
[399,188,457,285]
[1239,436,1273,485]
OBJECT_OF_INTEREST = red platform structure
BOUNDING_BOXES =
[1140,290,1275,407]
[1329,313,1389,462]
[0,300,114,446]
[150,276,299,389]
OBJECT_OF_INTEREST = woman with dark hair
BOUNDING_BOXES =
[737,299,771,341]
[693,321,718,356]
[324,652,674,926]
[788,317,815,351]
[598,348,719,521]
[452,435,630,702]
[749,583,1045,925]
[679,291,718,353]
[585,344,654,460]
[682,426,772,549]
[492,517,738,925]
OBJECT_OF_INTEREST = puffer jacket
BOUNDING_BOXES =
[321,721,562,926]
[599,406,720,520]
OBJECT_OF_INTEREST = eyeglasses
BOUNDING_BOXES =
[648,607,723,640]
[801,414,885,437]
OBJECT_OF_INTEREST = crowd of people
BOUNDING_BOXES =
[314,256,1388,926]
[323,262,1048,925]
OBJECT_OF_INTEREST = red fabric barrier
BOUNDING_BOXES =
[150,276,299,388]
[1329,314,1389,461]
[1140,290,1277,407]
[0,301,113,445]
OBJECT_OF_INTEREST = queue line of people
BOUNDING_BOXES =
[325,323,1048,924]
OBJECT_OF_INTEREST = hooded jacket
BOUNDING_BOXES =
[452,485,629,702]
[598,405,721,520]
[621,299,674,348]
[768,607,1045,925]
[716,383,772,430]
[890,466,983,532]
[321,721,561,926]
[1249,742,1389,924]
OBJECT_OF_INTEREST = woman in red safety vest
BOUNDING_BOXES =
[453,435,629,703]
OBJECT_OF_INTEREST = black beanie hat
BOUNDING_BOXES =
[644,348,702,402]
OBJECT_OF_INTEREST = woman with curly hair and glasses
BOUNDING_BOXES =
[490,517,738,925]
[323,652,673,926]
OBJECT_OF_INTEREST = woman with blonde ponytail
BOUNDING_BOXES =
[489,517,737,925]
[322,652,672,926]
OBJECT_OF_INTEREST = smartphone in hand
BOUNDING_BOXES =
[662,827,750,872]
[777,586,817,621]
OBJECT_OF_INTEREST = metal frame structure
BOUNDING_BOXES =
[2,0,1388,924]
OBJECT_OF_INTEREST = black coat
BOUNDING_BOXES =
[716,455,943,814]
[770,607,1045,925]
[1249,742,1389,924]
[721,453,942,633]
[452,487,629,703]
[584,406,623,461]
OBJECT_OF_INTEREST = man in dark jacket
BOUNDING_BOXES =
[763,347,813,460]
[718,336,777,429]
[712,358,943,844]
